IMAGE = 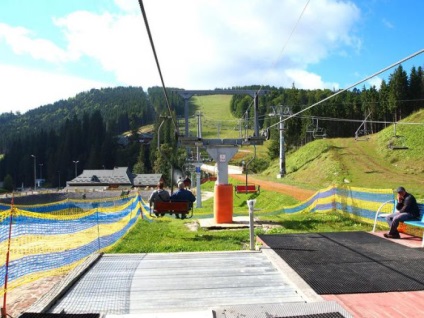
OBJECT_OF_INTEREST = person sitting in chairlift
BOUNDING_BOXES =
[148,182,170,217]
[170,181,195,219]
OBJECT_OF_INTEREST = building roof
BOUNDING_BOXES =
[67,167,163,188]
[68,167,132,186]
[133,174,163,187]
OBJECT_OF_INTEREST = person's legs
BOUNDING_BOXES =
[388,213,414,236]
[385,212,397,228]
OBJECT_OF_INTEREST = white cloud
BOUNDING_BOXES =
[367,76,382,89]
[114,0,140,13]
[382,18,394,29]
[285,69,340,90]
[0,0,363,112]
[52,0,361,89]
[0,64,111,113]
[0,23,76,63]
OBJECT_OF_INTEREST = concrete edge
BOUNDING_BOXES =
[106,250,262,257]
[26,253,103,314]
[260,247,323,303]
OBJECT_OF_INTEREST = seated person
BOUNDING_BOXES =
[183,175,192,189]
[170,181,196,219]
[148,182,170,217]
[384,186,420,239]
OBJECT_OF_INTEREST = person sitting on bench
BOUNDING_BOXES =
[170,181,196,219]
[183,174,192,189]
[384,186,420,239]
[148,182,170,217]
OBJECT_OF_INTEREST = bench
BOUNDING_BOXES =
[150,201,193,219]
[235,184,260,194]
[373,200,424,247]
[402,204,424,247]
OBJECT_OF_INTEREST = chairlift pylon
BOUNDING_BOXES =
[355,112,372,141]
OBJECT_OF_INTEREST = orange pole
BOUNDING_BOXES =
[214,184,233,223]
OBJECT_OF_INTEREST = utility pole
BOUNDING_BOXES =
[73,160,79,178]
[31,155,36,189]
[278,112,285,178]
[195,111,202,208]
[270,106,291,178]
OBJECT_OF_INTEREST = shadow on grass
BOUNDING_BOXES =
[267,211,372,233]
[279,219,325,231]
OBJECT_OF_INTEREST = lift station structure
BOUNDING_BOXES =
[176,89,268,224]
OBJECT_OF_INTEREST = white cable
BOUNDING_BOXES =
[266,48,424,130]
[241,0,311,123]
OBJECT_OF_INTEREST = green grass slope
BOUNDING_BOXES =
[264,110,424,198]
[187,95,424,197]
[191,95,271,162]
[191,95,238,139]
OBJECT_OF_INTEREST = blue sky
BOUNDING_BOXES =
[0,0,423,114]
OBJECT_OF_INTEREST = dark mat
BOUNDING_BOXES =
[259,231,424,294]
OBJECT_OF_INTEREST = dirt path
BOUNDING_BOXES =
[331,138,424,192]
[230,174,315,201]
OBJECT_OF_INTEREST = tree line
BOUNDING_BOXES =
[0,86,190,190]
[0,65,422,189]
[230,65,423,159]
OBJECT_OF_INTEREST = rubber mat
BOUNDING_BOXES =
[259,231,424,294]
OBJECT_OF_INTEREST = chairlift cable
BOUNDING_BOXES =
[265,48,424,130]
[293,114,424,125]
[302,115,424,125]
[137,0,179,133]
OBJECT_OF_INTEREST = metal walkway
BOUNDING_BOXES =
[45,251,351,317]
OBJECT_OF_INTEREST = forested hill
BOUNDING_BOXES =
[0,86,173,151]
[0,64,422,191]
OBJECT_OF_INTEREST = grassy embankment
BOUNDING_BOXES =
[109,177,372,253]
[261,110,424,198]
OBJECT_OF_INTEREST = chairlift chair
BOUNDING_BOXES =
[309,118,327,139]
[306,118,316,134]
[355,129,371,141]
[388,135,409,150]
[312,127,327,139]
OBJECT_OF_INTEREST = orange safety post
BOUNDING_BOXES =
[214,184,233,223]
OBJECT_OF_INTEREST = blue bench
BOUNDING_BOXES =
[373,201,424,247]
